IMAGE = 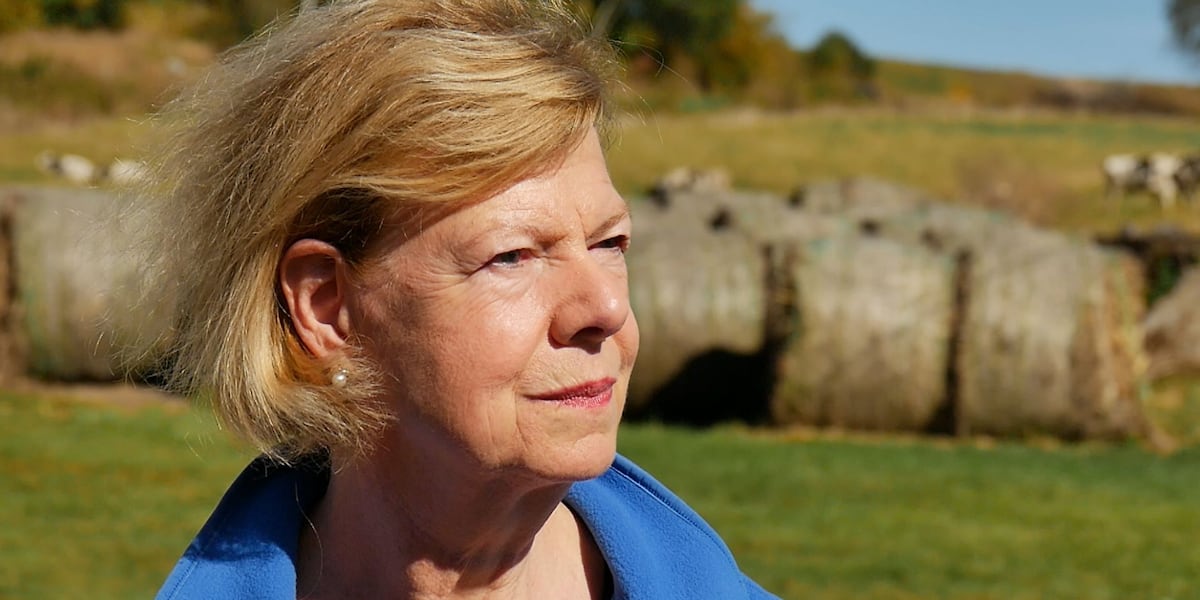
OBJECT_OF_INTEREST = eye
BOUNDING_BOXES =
[592,235,630,253]
[488,249,532,267]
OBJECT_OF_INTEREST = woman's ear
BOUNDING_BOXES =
[279,239,353,358]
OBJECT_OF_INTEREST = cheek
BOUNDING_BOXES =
[618,311,640,372]
[388,287,551,398]
[442,296,549,381]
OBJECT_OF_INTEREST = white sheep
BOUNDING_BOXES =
[101,158,149,186]
[649,166,732,207]
[1102,154,1149,198]
[1146,153,1184,209]
[36,151,99,186]
[1173,154,1200,203]
[1101,153,1182,209]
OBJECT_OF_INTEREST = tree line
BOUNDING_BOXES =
[0,0,880,109]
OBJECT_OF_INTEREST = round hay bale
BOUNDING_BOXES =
[631,190,791,234]
[11,186,167,381]
[770,233,956,432]
[1067,248,1149,439]
[875,201,1025,255]
[953,226,1149,440]
[1144,266,1200,379]
[625,226,771,418]
[630,191,852,244]
[839,199,1150,440]
[790,176,930,222]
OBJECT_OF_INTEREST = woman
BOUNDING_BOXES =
[146,1,776,598]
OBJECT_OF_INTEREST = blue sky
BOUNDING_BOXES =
[747,0,1200,85]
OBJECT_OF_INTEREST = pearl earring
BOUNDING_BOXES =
[331,368,349,388]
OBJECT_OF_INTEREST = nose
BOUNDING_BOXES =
[549,252,630,350]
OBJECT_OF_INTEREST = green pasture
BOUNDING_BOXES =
[605,109,1200,233]
[2,389,1198,600]
[6,109,1200,234]
[6,107,1200,599]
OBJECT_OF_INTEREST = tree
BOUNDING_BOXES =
[1169,0,1200,59]
[39,0,125,29]
[805,30,877,102]
[595,0,741,91]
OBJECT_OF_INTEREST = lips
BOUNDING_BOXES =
[528,377,616,408]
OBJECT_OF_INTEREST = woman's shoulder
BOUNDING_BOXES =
[565,454,778,599]
[155,455,328,600]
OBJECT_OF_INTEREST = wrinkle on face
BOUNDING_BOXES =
[344,129,637,482]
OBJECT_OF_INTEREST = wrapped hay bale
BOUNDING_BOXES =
[630,191,851,244]
[1068,250,1148,439]
[953,225,1148,440]
[770,234,956,432]
[845,198,1149,440]
[876,202,1024,254]
[625,226,771,420]
[1143,266,1200,379]
[628,177,1151,440]
[631,190,790,234]
[791,176,931,222]
[10,186,167,381]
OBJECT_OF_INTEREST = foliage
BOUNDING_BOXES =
[804,30,878,103]
[618,0,740,91]
[190,0,299,46]
[40,0,125,29]
[580,0,795,104]
[1170,0,1200,62]
[0,0,128,31]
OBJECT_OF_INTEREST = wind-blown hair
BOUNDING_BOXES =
[138,0,619,461]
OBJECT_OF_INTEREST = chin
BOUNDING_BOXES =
[525,429,619,484]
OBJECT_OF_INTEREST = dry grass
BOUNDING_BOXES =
[0,117,154,183]
[0,27,213,127]
[609,108,1200,234]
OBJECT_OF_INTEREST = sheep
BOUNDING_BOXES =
[1101,152,1183,209]
[649,166,732,208]
[36,151,99,186]
[1173,154,1200,204]
[1146,153,1184,209]
[1102,154,1149,196]
[100,158,149,186]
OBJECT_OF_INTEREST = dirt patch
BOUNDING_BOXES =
[0,28,214,84]
[3,375,187,409]
[0,28,216,124]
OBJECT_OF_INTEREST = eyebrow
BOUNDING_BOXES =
[461,203,631,251]
[591,206,631,239]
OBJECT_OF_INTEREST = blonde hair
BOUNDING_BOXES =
[140,0,619,461]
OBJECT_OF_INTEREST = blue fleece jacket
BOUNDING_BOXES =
[156,453,778,599]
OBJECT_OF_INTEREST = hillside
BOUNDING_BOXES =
[875,59,1200,115]
[5,24,1200,129]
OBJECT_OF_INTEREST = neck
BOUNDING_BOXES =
[296,438,602,599]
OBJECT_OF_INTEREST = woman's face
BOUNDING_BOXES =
[351,129,638,483]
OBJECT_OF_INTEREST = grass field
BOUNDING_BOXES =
[6,92,1200,600]
[6,108,1200,235]
[3,388,1199,600]
[606,108,1200,233]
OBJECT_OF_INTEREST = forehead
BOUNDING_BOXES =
[407,131,625,242]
